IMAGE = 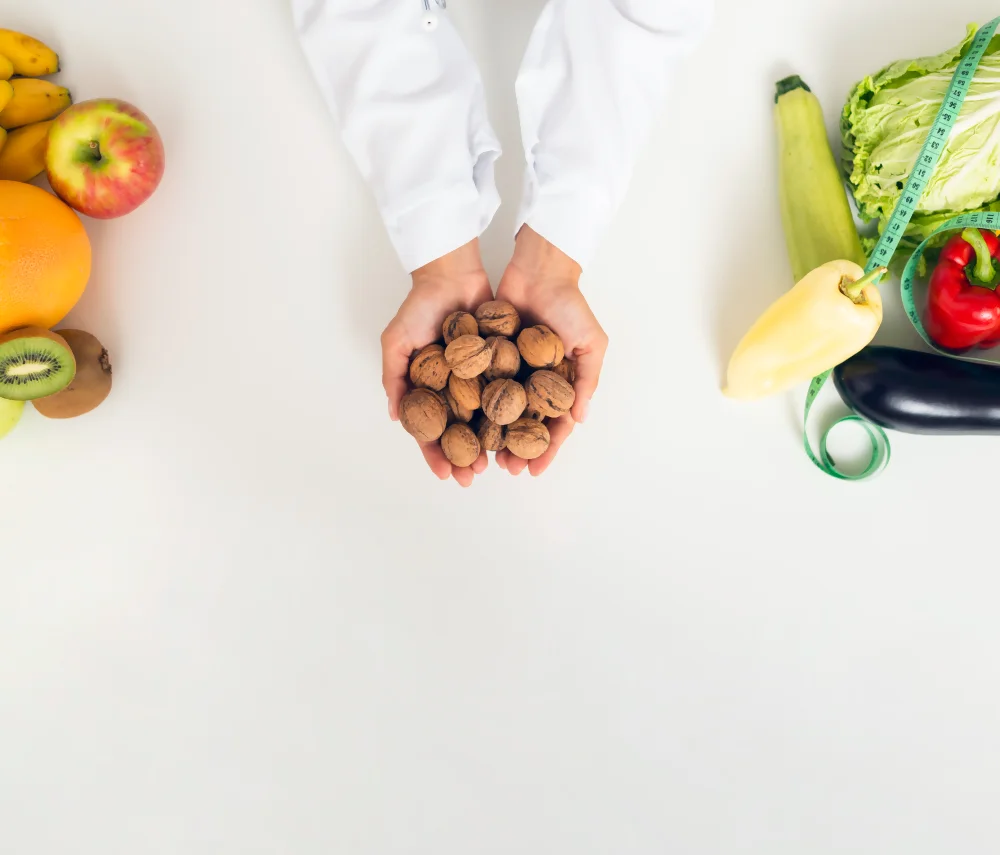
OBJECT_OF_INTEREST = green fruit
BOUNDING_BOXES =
[0,397,24,438]
[0,326,76,401]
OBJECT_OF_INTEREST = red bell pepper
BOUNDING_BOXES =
[926,228,1000,351]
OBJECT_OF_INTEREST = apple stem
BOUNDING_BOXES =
[89,140,101,162]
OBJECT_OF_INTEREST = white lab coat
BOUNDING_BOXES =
[292,0,712,272]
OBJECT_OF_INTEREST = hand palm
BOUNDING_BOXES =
[494,260,607,476]
[382,264,493,487]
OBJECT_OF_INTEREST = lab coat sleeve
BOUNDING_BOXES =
[292,0,501,273]
[515,0,713,268]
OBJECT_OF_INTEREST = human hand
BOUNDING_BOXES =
[382,240,494,487]
[494,227,608,476]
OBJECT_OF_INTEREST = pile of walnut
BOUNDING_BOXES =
[398,300,576,467]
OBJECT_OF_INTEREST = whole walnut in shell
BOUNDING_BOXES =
[441,423,480,468]
[481,379,527,425]
[408,343,450,391]
[484,337,521,381]
[448,373,483,411]
[442,311,479,344]
[506,418,550,460]
[525,370,575,418]
[552,358,575,384]
[444,334,491,379]
[517,325,565,369]
[444,386,474,423]
[477,417,507,452]
[523,405,545,422]
[399,389,448,442]
[475,300,521,337]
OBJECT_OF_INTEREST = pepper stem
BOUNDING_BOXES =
[840,266,887,303]
[963,228,995,283]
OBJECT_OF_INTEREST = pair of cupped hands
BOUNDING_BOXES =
[382,226,608,486]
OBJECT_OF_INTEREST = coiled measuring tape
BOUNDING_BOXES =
[804,16,1000,481]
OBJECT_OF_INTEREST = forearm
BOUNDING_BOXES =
[515,0,713,267]
[292,0,501,272]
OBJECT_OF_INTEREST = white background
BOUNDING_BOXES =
[3,0,1000,852]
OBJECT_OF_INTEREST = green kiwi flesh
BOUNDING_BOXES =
[0,327,76,401]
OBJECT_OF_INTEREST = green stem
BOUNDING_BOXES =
[963,228,995,283]
[775,75,811,102]
[840,266,887,303]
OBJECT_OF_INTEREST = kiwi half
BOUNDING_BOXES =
[34,330,112,419]
[0,327,76,401]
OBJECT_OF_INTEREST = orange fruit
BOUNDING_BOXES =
[0,180,91,333]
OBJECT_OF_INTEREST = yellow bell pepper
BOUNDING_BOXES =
[724,260,885,400]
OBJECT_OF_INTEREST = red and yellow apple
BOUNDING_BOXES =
[45,99,164,219]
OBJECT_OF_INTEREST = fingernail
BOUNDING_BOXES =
[388,400,396,421]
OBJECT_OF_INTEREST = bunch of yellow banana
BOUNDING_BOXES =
[0,28,71,182]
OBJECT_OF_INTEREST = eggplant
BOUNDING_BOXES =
[833,345,1000,435]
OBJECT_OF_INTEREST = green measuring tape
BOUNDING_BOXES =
[803,16,1000,480]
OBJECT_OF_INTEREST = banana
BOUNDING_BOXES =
[0,53,13,80]
[0,29,59,77]
[0,80,11,113]
[0,78,70,130]
[0,120,53,181]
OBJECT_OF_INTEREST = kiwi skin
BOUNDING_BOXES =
[33,330,112,419]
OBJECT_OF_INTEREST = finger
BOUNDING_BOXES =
[419,441,452,480]
[505,453,529,476]
[529,415,574,476]
[471,451,488,474]
[381,325,412,421]
[452,466,475,488]
[571,335,608,423]
[495,450,509,470]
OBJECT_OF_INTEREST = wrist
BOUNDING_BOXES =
[412,239,486,284]
[511,226,582,285]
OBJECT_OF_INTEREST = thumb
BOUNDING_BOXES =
[381,325,412,421]
[570,336,607,424]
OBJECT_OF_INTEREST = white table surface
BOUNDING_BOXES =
[4,1,1000,852]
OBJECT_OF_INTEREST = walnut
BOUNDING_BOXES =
[505,418,550,460]
[475,300,521,337]
[517,325,565,369]
[484,336,521,381]
[408,343,450,391]
[441,423,480,468]
[442,311,479,344]
[523,405,545,422]
[477,417,507,452]
[444,386,474,423]
[525,370,575,418]
[444,334,491,379]
[432,390,453,425]
[399,389,448,442]
[481,379,527,425]
[448,373,483,411]
[552,358,575,384]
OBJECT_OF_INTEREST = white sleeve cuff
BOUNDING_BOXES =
[390,171,501,273]
[516,179,609,269]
